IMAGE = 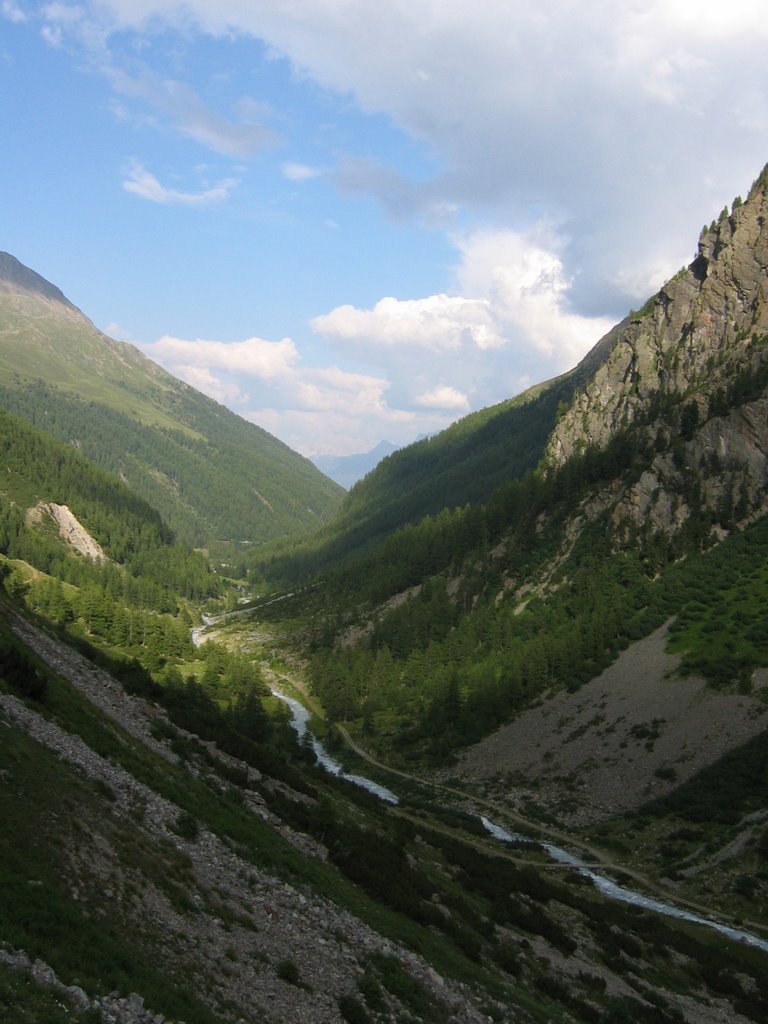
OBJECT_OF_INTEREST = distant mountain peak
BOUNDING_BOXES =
[311,440,399,489]
[0,251,76,309]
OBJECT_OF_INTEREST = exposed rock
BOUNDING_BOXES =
[27,501,107,563]
[545,168,768,542]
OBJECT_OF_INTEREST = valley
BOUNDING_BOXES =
[4,596,768,1024]
[5,167,768,1022]
[193,602,768,946]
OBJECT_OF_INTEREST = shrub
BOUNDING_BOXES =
[173,812,200,841]
[276,960,300,985]
[338,994,371,1024]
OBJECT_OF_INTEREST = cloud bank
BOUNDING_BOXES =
[22,0,768,454]
[85,1,768,300]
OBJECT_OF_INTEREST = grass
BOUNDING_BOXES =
[6,605,768,1024]
[665,516,768,687]
[0,623,519,1010]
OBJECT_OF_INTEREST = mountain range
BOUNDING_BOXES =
[4,167,768,1024]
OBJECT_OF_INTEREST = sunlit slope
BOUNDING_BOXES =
[0,252,343,545]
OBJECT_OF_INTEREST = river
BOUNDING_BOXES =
[481,816,768,953]
[192,614,768,954]
[275,690,768,954]
[271,689,399,804]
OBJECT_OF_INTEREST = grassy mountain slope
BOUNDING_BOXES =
[5,178,768,1023]
[260,321,624,582]
[0,252,343,546]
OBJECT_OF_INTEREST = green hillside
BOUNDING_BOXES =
[0,252,344,547]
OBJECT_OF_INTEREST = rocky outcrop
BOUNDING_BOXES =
[0,947,167,1024]
[542,167,768,543]
[27,502,107,563]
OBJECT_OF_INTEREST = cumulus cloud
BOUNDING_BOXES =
[122,162,238,205]
[312,226,614,409]
[313,294,499,353]
[175,365,248,405]
[96,0,768,308]
[143,334,300,378]
[28,0,768,451]
[246,406,421,458]
[138,331,428,455]
[414,386,470,411]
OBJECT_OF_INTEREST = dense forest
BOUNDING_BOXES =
[0,406,307,778]
[0,379,342,547]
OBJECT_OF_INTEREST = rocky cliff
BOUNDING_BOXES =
[545,166,768,542]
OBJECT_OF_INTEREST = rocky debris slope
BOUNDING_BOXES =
[25,502,107,564]
[445,624,768,827]
[1,617,500,1024]
[1,947,165,1024]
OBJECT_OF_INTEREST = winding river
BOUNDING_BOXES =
[480,817,768,953]
[277,690,768,955]
[271,689,399,804]
[192,614,768,955]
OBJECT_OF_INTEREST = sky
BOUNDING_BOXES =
[2,2,768,459]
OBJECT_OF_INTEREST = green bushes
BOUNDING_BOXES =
[338,994,371,1024]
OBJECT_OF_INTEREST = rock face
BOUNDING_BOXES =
[28,501,107,563]
[545,167,768,540]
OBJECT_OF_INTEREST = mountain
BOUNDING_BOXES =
[311,440,399,489]
[270,168,768,586]
[7,594,768,1024]
[273,172,768,583]
[5,173,768,1024]
[4,412,756,1024]
[251,166,768,929]
[0,252,344,547]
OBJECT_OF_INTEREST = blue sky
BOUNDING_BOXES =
[3,2,768,458]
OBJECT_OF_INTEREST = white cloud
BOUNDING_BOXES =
[282,162,321,182]
[144,334,300,379]
[137,330,452,456]
[27,1,768,453]
[312,294,500,353]
[2,1,27,24]
[122,162,238,205]
[176,365,248,405]
[246,406,421,458]
[455,228,616,365]
[77,0,768,317]
[415,386,470,411]
[312,226,614,410]
[107,67,279,158]
[37,4,279,158]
